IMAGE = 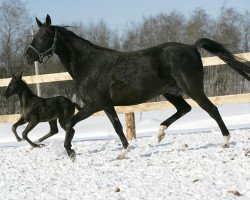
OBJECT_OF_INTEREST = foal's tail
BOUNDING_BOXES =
[73,103,82,111]
[195,38,250,81]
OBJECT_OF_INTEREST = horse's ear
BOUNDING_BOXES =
[11,73,16,78]
[36,17,43,28]
[45,14,51,26]
[16,71,23,80]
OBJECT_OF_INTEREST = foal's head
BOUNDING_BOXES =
[25,14,56,66]
[3,72,26,99]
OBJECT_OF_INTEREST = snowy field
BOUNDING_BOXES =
[0,103,249,199]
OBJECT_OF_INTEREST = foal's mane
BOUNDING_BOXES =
[18,79,36,97]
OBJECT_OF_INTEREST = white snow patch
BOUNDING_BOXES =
[0,102,249,199]
[0,130,249,199]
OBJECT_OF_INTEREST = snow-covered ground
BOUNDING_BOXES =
[0,103,249,199]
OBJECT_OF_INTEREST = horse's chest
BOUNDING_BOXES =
[19,105,31,120]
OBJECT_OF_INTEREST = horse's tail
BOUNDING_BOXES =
[195,38,250,81]
[73,103,82,111]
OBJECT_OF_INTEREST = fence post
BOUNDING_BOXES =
[125,112,136,140]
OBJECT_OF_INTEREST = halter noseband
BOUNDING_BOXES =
[28,28,57,63]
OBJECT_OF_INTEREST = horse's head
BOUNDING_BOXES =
[25,14,57,66]
[3,72,23,99]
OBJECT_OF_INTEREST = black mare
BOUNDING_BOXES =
[24,15,250,159]
[3,72,81,147]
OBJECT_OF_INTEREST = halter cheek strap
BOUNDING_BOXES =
[28,28,57,63]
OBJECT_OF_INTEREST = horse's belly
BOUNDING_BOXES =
[110,81,182,106]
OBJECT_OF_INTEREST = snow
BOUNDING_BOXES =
[0,103,250,199]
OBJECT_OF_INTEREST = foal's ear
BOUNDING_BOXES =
[36,17,43,28]
[16,71,23,80]
[45,14,51,26]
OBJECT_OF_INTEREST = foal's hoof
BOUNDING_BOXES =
[68,150,76,161]
[17,138,24,142]
[34,143,45,148]
[222,143,229,148]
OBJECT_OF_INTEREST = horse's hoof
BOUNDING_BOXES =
[222,135,230,148]
[117,146,130,160]
[158,132,165,143]
[26,145,34,152]
[69,150,76,161]
[38,144,45,148]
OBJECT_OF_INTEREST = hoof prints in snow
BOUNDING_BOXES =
[0,130,250,200]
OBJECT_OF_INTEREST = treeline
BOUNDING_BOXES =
[0,0,250,114]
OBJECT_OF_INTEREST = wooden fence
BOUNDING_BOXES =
[1,52,250,140]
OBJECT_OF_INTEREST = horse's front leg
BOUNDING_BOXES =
[64,104,100,160]
[104,107,130,159]
[12,117,26,142]
[64,106,98,159]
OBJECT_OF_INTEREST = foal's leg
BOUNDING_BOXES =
[22,120,43,148]
[12,117,26,142]
[35,119,58,143]
[104,106,130,159]
[158,94,191,143]
[64,105,99,158]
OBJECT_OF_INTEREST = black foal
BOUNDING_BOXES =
[3,72,80,147]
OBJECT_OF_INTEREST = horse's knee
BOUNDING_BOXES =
[178,104,192,116]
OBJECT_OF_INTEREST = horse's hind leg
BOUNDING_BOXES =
[158,94,191,143]
[176,62,230,147]
[35,119,58,143]
[191,93,230,147]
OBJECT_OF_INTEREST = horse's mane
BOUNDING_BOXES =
[52,25,117,52]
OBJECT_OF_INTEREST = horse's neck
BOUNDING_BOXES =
[56,30,94,78]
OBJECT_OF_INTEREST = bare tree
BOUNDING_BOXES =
[241,11,250,52]
[122,22,141,51]
[214,7,243,51]
[184,8,215,45]
[0,0,31,74]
